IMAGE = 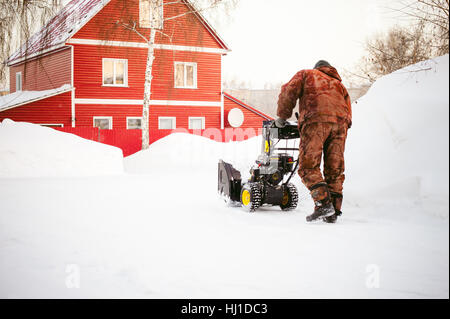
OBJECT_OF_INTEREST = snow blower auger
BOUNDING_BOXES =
[218,120,300,212]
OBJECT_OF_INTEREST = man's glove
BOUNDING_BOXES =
[275,118,287,128]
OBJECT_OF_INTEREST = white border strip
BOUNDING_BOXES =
[74,98,221,107]
[66,38,230,55]
[69,45,76,127]
[220,55,224,129]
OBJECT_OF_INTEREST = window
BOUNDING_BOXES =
[39,124,64,128]
[127,117,143,130]
[93,117,113,129]
[189,117,205,130]
[16,72,22,92]
[103,59,128,86]
[174,62,197,89]
[139,0,163,29]
[158,117,176,130]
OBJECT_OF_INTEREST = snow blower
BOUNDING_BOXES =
[218,120,300,212]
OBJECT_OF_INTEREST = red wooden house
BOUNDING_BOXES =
[0,0,271,136]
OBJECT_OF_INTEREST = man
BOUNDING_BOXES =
[276,60,352,223]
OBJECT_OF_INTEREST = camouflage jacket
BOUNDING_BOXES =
[277,66,352,128]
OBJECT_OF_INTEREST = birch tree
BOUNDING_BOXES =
[0,0,61,87]
[116,0,236,150]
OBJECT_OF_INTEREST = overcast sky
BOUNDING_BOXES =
[56,0,407,89]
[212,0,408,88]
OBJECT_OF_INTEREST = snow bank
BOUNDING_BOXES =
[0,119,123,177]
[345,55,449,213]
[126,133,266,178]
[125,132,308,196]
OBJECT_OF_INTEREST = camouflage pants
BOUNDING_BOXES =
[298,122,348,194]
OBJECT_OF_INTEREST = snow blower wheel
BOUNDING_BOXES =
[280,183,299,211]
[240,183,262,212]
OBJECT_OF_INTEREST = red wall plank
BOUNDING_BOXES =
[149,105,221,129]
[75,104,142,128]
[74,103,221,129]
[9,48,72,93]
[73,0,224,49]
[0,92,72,126]
[224,97,268,129]
[72,44,221,102]
[99,129,141,157]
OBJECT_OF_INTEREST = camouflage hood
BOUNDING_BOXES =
[316,66,343,82]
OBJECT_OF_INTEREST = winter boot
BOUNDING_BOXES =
[323,192,343,224]
[306,183,335,222]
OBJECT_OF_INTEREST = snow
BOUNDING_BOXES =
[0,56,448,298]
[0,85,72,111]
[0,119,123,177]
[346,55,449,217]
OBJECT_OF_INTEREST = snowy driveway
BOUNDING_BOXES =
[0,173,447,299]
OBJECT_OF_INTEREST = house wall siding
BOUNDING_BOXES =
[9,47,72,93]
[73,0,223,49]
[0,92,72,126]
[72,44,221,102]
[75,104,221,129]
[149,106,221,129]
[224,97,268,129]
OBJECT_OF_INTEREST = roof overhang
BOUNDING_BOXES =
[0,85,73,112]
[223,93,273,121]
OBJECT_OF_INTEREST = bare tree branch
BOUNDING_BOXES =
[115,21,149,42]
[0,0,60,88]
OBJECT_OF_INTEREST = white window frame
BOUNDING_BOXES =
[126,117,143,130]
[174,62,198,89]
[16,72,22,92]
[102,58,128,87]
[39,123,64,128]
[139,0,164,29]
[158,117,176,130]
[188,117,206,130]
[93,116,113,129]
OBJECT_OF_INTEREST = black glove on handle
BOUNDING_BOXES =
[275,118,287,128]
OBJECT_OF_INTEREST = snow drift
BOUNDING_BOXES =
[0,119,124,177]
[125,133,265,177]
[345,55,449,216]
